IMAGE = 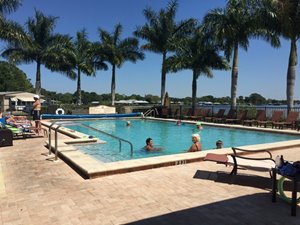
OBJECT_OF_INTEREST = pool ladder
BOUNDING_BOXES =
[143,107,158,117]
[48,121,134,161]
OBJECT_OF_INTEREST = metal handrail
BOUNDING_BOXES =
[48,121,62,155]
[48,121,134,161]
[48,121,83,160]
[143,108,152,117]
[79,123,133,156]
[144,108,158,117]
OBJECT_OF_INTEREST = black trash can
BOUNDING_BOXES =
[0,129,13,147]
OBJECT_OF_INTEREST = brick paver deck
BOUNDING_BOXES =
[0,135,300,225]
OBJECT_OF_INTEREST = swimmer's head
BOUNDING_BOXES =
[146,137,152,145]
[216,140,223,148]
[192,133,200,142]
[196,122,203,130]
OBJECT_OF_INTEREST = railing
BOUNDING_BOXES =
[79,123,133,157]
[143,107,158,117]
[154,104,300,120]
[205,105,300,119]
[48,121,134,161]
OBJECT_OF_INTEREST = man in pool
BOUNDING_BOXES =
[216,140,223,149]
[187,134,202,152]
[144,138,162,151]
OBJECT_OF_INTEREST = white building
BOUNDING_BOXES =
[0,91,44,112]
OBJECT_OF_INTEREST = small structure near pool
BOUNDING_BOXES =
[89,105,116,114]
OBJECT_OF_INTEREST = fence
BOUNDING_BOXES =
[159,104,300,120]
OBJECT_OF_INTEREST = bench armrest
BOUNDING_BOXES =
[232,147,273,160]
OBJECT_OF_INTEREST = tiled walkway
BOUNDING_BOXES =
[0,135,300,225]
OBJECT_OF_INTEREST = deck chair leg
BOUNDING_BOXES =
[229,155,238,175]
[269,171,273,178]
[230,165,237,175]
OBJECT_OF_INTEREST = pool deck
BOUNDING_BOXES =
[0,132,300,224]
[42,118,300,179]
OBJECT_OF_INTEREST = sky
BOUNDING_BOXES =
[2,0,299,100]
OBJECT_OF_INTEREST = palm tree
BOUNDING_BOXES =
[1,10,76,95]
[203,0,279,108]
[166,27,229,113]
[262,0,300,110]
[94,23,144,106]
[71,29,107,105]
[134,0,195,105]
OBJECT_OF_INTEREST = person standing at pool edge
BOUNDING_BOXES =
[32,95,41,131]
[187,134,202,152]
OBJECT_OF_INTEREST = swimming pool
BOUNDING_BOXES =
[65,119,300,163]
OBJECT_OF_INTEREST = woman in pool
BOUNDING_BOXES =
[196,122,203,130]
[144,138,162,151]
[187,133,202,152]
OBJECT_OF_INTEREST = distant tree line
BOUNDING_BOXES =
[41,89,294,106]
[0,60,297,106]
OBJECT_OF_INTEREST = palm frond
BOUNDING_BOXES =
[26,10,58,48]
[0,0,21,15]
[165,0,178,20]
[1,47,35,64]
[113,23,122,44]
[167,26,229,76]
[0,18,26,43]
[143,7,157,25]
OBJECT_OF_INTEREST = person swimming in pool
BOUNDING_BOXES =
[144,138,162,151]
[126,121,131,126]
[216,140,223,149]
[187,133,202,152]
[196,122,203,130]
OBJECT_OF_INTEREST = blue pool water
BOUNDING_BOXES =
[65,119,300,163]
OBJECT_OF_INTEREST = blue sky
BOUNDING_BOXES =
[2,0,298,100]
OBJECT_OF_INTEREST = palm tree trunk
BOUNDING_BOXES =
[191,70,197,115]
[77,69,81,105]
[161,52,167,105]
[286,38,297,111]
[111,64,116,106]
[35,61,41,95]
[231,43,238,108]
